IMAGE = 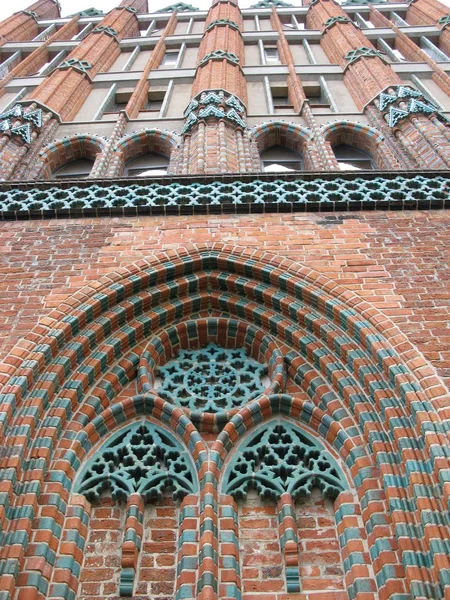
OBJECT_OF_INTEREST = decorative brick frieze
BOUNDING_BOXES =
[0,171,448,214]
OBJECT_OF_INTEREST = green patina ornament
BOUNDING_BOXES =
[223,421,347,502]
[74,420,197,502]
[156,2,199,12]
[157,343,267,412]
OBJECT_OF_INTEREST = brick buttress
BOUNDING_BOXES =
[308,0,450,170]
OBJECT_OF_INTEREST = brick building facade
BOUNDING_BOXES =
[1,0,450,599]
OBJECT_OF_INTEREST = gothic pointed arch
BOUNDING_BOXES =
[0,244,448,600]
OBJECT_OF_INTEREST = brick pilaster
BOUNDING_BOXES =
[307,0,401,110]
[308,0,450,170]
[371,7,450,98]
[179,0,253,174]
[191,0,247,102]
[125,12,178,119]
[0,0,60,47]
[25,1,143,121]
[406,0,448,26]
[406,0,450,58]
[270,6,339,171]
[91,113,128,178]
[0,16,80,101]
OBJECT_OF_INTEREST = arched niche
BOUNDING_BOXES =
[70,417,199,597]
[38,134,105,180]
[220,417,350,595]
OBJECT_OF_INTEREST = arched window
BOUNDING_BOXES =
[124,152,169,177]
[333,144,375,171]
[52,158,94,180]
[260,145,303,172]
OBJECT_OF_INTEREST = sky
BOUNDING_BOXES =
[0,0,449,21]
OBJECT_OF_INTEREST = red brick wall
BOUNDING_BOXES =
[238,491,283,597]
[0,212,449,384]
[296,490,346,596]
[78,493,178,600]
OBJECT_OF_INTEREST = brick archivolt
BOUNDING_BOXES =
[0,244,449,599]
[35,133,107,179]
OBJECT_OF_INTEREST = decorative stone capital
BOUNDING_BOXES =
[57,58,93,77]
[344,46,387,67]
[0,104,43,145]
[22,10,38,20]
[199,50,240,66]
[250,0,293,7]
[439,14,450,29]
[92,25,119,38]
[156,2,199,11]
[323,16,351,31]
[182,89,246,134]
[371,85,442,128]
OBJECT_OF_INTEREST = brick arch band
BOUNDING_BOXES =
[251,121,314,169]
[36,133,107,179]
[0,244,448,600]
[112,128,180,176]
[321,120,393,169]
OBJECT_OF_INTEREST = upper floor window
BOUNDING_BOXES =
[124,153,169,177]
[261,145,303,172]
[333,145,375,171]
[265,46,280,64]
[271,86,294,113]
[161,51,179,68]
[52,159,93,180]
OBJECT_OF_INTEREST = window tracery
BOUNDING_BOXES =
[75,420,198,596]
[157,343,267,412]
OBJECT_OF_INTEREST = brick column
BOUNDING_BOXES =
[270,7,339,171]
[371,7,450,98]
[25,1,144,121]
[307,0,400,110]
[0,16,80,100]
[406,0,448,26]
[120,494,144,596]
[308,0,450,170]
[0,0,60,47]
[178,0,255,174]
[410,0,450,58]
